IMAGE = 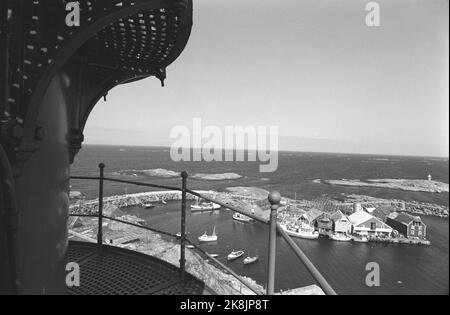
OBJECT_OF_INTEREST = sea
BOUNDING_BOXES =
[71,145,449,295]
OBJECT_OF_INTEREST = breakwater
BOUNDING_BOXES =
[69,190,217,215]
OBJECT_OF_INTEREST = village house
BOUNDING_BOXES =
[348,210,393,237]
[386,212,427,239]
[299,208,323,229]
[330,210,352,235]
[371,205,396,222]
[316,212,334,235]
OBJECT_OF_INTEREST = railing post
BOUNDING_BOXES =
[180,171,188,280]
[97,163,105,248]
[267,191,281,295]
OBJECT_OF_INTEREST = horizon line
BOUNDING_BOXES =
[81,142,450,159]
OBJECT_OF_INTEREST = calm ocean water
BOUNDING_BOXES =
[71,145,449,295]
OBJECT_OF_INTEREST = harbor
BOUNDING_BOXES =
[69,195,448,295]
[68,146,449,295]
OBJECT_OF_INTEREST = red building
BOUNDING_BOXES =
[386,212,427,239]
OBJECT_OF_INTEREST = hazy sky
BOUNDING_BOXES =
[85,0,449,157]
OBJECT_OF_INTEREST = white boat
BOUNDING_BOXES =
[232,212,253,223]
[198,226,218,242]
[176,231,190,238]
[227,250,245,261]
[161,199,167,205]
[191,201,221,211]
[353,235,369,243]
[243,255,259,265]
[209,254,219,258]
[280,223,319,240]
[329,233,352,242]
[142,203,155,209]
[186,245,195,249]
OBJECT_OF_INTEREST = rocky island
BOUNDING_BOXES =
[320,178,449,193]
[113,168,243,181]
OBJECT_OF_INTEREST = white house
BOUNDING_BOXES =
[330,210,352,235]
[348,210,393,237]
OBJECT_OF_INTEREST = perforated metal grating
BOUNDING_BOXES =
[68,241,205,295]
[2,0,192,131]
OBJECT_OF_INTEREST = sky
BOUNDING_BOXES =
[84,0,449,157]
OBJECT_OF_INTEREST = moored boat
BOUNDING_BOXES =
[243,255,259,265]
[227,250,245,261]
[352,235,369,243]
[280,223,319,240]
[191,200,221,211]
[198,226,218,242]
[232,212,253,223]
[329,233,353,242]
[142,203,155,209]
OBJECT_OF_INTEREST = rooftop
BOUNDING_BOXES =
[388,212,424,226]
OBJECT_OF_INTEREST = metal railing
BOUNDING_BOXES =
[70,163,337,295]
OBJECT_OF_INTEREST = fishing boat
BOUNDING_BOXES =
[243,255,259,265]
[198,226,218,242]
[353,235,369,243]
[329,233,352,242]
[142,203,155,209]
[191,200,221,211]
[176,231,190,238]
[232,212,253,223]
[227,250,245,261]
[280,223,319,240]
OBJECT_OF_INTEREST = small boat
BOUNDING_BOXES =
[161,199,167,205]
[198,226,218,242]
[191,198,221,211]
[186,245,195,249]
[227,250,245,261]
[142,203,155,209]
[176,231,190,238]
[329,233,352,242]
[243,255,259,265]
[353,235,369,243]
[232,212,253,223]
[209,254,219,258]
[280,223,319,240]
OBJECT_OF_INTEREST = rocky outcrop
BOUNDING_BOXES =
[321,179,449,193]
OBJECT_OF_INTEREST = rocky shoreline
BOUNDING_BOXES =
[319,178,449,193]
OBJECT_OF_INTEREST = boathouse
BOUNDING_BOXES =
[316,213,334,234]
[299,208,323,228]
[348,211,393,237]
[386,212,427,239]
[330,211,352,235]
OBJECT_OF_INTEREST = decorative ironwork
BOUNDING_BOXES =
[1,0,193,162]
